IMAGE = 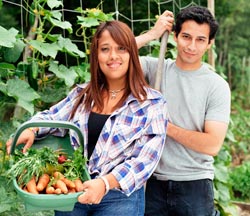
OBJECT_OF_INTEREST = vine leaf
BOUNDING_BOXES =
[6,79,40,114]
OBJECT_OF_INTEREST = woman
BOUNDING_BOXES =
[7,20,168,216]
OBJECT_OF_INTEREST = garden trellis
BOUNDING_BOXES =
[0,0,206,116]
[2,0,203,53]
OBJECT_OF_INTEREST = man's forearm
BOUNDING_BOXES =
[136,10,174,49]
[167,122,227,156]
[136,30,158,49]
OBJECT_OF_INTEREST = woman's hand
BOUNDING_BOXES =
[6,128,36,154]
[78,178,107,205]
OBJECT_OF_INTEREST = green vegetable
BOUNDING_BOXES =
[63,146,88,181]
[6,146,88,186]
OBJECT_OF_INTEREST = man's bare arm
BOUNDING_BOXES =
[136,10,174,49]
[167,121,228,156]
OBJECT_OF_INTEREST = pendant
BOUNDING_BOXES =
[110,91,117,99]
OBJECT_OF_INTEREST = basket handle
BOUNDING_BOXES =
[10,120,84,155]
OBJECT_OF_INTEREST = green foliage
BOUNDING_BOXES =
[230,162,250,201]
[0,1,114,120]
[226,104,250,166]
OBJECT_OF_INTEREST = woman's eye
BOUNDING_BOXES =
[118,46,127,52]
[101,47,109,52]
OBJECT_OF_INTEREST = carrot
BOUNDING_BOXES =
[68,188,76,193]
[23,187,28,192]
[54,188,62,194]
[74,178,84,192]
[54,179,68,194]
[53,171,75,189]
[46,186,55,194]
[62,178,75,189]
[53,171,64,180]
[37,173,50,192]
[26,176,39,194]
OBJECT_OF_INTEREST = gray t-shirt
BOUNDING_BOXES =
[140,56,231,181]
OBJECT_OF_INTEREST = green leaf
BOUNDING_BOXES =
[215,182,231,203]
[6,79,40,114]
[214,164,229,183]
[0,81,7,94]
[47,0,63,9]
[0,26,18,48]
[3,39,25,63]
[0,63,16,79]
[40,85,66,103]
[47,11,72,33]
[29,40,59,58]
[49,61,77,87]
[58,36,86,58]
[50,18,72,33]
[77,16,100,28]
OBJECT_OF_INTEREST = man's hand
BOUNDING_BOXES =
[136,10,174,49]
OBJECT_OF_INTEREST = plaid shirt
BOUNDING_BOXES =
[31,83,168,196]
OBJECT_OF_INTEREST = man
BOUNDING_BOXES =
[136,6,231,216]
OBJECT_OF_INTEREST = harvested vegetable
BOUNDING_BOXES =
[54,179,68,194]
[37,173,50,192]
[58,154,67,164]
[7,146,88,195]
[46,186,55,194]
[74,179,84,192]
[26,176,39,194]
[54,171,76,189]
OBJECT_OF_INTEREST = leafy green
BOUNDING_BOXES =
[6,147,61,186]
[62,146,88,181]
[5,146,88,186]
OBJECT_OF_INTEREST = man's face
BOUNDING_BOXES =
[174,20,213,70]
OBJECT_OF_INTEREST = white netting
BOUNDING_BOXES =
[1,0,203,61]
[2,0,202,37]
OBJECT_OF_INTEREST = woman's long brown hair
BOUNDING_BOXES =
[70,20,148,119]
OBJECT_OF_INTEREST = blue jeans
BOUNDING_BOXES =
[55,187,145,216]
[145,177,219,216]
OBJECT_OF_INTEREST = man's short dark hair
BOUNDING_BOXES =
[174,6,219,42]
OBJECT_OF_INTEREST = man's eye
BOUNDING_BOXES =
[198,38,206,43]
[182,35,189,39]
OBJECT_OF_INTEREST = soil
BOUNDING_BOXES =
[235,202,250,216]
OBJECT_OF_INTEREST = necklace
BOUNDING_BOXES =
[108,87,125,100]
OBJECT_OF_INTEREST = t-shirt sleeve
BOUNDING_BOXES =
[205,78,231,124]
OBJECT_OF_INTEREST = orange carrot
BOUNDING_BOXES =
[68,188,76,193]
[54,179,68,194]
[37,173,50,192]
[53,171,64,180]
[26,176,39,194]
[23,187,28,192]
[53,171,75,189]
[46,186,55,194]
[74,179,84,192]
[62,178,75,189]
[54,188,62,194]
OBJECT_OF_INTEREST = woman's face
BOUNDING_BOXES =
[98,30,130,84]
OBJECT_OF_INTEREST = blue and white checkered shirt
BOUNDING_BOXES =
[31,83,168,196]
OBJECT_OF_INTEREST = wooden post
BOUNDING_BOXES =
[207,0,215,68]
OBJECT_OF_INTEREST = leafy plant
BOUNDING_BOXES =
[6,147,62,186]
[229,162,250,201]
[0,0,114,121]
